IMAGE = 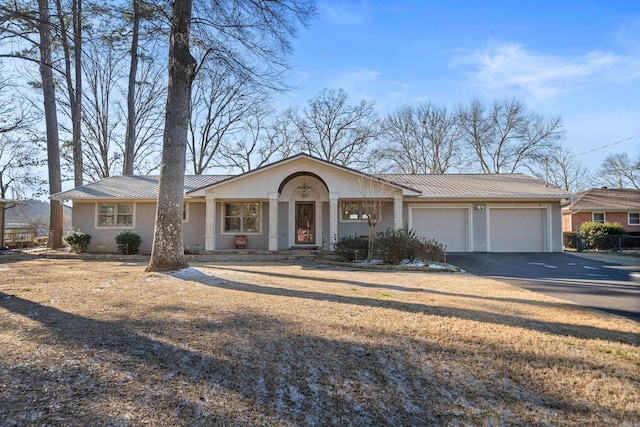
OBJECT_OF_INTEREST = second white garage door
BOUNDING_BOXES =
[411,207,469,252]
[489,208,546,252]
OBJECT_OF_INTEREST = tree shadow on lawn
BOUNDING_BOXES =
[0,290,388,425]
[209,265,597,313]
[0,289,632,426]
[198,266,638,345]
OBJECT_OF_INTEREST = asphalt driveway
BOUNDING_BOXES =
[447,252,640,322]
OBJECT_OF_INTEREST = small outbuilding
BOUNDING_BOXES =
[0,199,26,248]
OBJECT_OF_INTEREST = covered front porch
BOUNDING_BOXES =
[199,171,405,252]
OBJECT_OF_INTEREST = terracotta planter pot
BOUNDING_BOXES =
[234,235,247,249]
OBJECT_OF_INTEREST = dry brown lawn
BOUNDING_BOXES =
[0,256,638,426]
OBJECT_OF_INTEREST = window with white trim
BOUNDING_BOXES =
[98,203,134,227]
[341,201,375,221]
[224,202,260,233]
[629,212,640,226]
[592,212,605,223]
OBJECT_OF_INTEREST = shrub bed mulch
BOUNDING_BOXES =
[0,258,638,426]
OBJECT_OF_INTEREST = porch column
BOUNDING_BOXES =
[329,192,339,250]
[268,192,278,251]
[205,196,216,251]
[394,194,403,230]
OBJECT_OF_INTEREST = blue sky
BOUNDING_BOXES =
[277,0,640,172]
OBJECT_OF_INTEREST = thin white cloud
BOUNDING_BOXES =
[318,1,369,26]
[452,42,630,100]
[331,67,380,92]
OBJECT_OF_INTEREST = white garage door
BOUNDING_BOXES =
[411,208,468,252]
[489,208,545,252]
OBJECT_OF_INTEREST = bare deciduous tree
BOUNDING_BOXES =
[376,102,461,174]
[288,88,380,167]
[216,108,294,173]
[0,72,43,198]
[119,57,165,174]
[596,153,640,189]
[73,38,124,181]
[0,72,34,135]
[188,64,267,174]
[353,176,394,262]
[0,135,46,199]
[532,147,591,192]
[457,98,563,174]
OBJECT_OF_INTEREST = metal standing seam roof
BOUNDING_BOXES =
[51,172,573,200]
[564,188,640,210]
[378,173,572,198]
[51,175,231,200]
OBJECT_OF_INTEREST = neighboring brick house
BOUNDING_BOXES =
[562,188,640,233]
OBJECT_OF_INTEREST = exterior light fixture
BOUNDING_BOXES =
[297,175,312,198]
[297,182,312,198]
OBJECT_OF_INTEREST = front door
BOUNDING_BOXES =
[295,202,315,244]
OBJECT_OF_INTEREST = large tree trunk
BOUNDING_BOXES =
[55,0,83,187]
[123,0,139,176]
[146,0,195,271]
[38,0,64,249]
[72,0,83,186]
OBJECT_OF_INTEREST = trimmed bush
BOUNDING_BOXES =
[375,227,414,264]
[418,238,446,263]
[578,221,625,250]
[64,230,91,253]
[334,234,369,261]
[115,231,142,255]
[335,228,446,265]
[374,227,446,265]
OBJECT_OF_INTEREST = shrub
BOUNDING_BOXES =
[34,236,49,247]
[563,232,577,249]
[373,227,416,264]
[578,221,625,250]
[374,227,446,265]
[418,238,446,263]
[334,234,369,261]
[335,228,446,265]
[64,230,91,253]
[374,228,406,264]
[115,231,142,255]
